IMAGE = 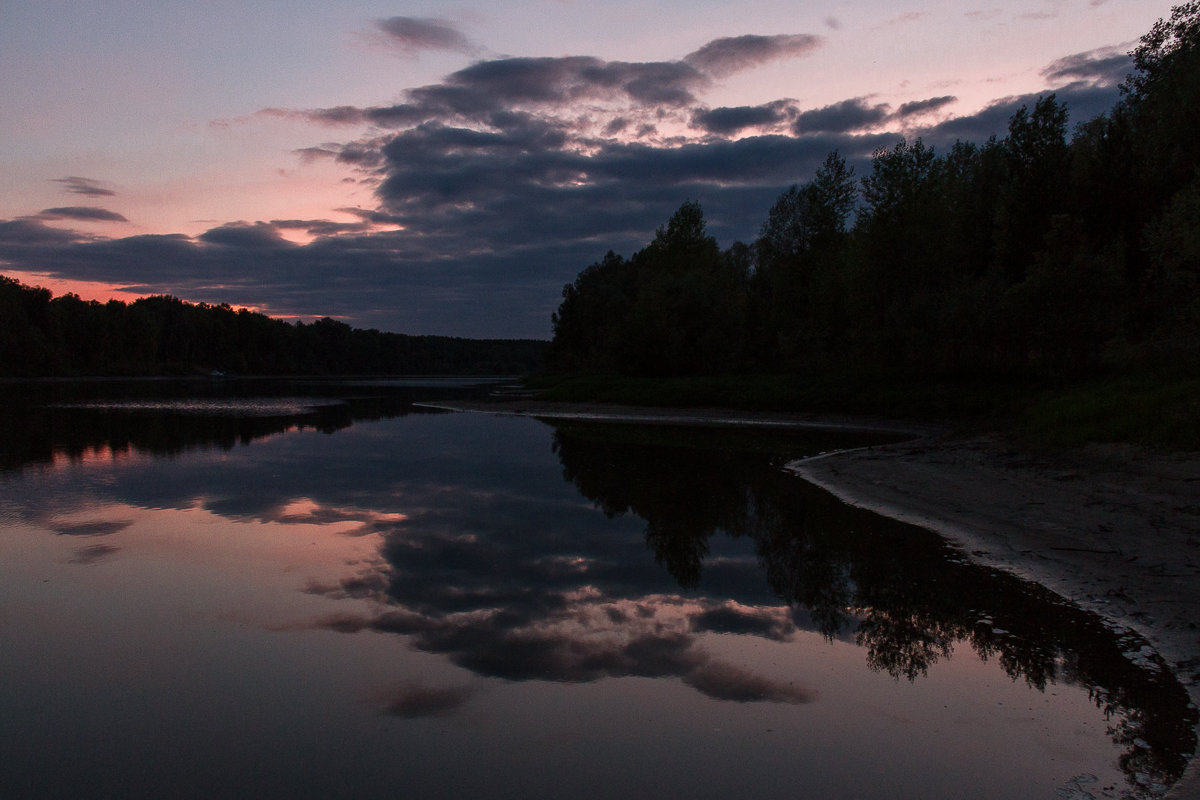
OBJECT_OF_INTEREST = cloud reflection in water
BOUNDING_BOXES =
[299,593,817,707]
[0,395,1192,792]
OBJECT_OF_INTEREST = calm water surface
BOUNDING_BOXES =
[0,380,1194,799]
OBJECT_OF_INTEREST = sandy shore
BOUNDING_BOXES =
[790,432,1200,799]
[426,400,1200,797]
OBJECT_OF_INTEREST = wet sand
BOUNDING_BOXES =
[424,400,1200,797]
[790,432,1200,799]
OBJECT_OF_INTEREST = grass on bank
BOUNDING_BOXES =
[525,371,1200,451]
[1018,376,1200,450]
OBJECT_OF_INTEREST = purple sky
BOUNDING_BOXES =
[0,1,1162,338]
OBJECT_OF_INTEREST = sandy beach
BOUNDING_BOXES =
[790,432,1200,799]
[429,399,1200,798]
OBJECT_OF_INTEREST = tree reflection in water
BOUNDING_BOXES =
[548,421,1196,786]
[2,386,1193,794]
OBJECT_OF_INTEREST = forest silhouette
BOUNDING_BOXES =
[548,5,1200,383]
[3,5,1197,388]
[0,282,545,377]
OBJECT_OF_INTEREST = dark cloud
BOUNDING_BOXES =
[268,103,427,130]
[334,207,405,226]
[296,105,369,126]
[894,95,957,119]
[692,102,795,135]
[682,661,816,703]
[291,54,709,134]
[53,520,133,537]
[786,95,956,136]
[294,145,340,163]
[440,56,709,109]
[1,34,1130,339]
[320,602,818,704]
[692,604,795,640]
[71,544,121,564]
[793,98,890,134]
[921,82,1123,145]
[380,683,476,718]
[51,176,115,197]
[0,73,1121,340]
[604,117,630,136]
[0,218,86,245]
[376,17,476,55]
[37,206,128,223]
[284,611,369,633]
[295,36,814,137]
[198,222,293,248]
[373,123,881,210]
[364,105,428,127]
[684,34,823,77]
[271,218,372,237]
[1041,46,1132,87]
[331,139,389,167]
[0,129,885,336]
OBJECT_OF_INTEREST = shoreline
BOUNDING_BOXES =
[415,400,945,437]
[789,433,1200,800]
[429,399,1200,798]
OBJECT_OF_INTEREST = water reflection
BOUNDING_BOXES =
[306,419,1192,788]
[0,384,1195,798]
[0,377,460,472]
[552,423,1198,783]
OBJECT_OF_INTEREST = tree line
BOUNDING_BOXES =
[548,3,1200,382]
[0,279,545,377]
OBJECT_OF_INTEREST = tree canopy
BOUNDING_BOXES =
[549,4,1200,382]
[0,278,545,377]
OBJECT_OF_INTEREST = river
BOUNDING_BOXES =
[0,378,1193,798]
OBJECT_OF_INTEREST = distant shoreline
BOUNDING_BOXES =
[413,398,941,437]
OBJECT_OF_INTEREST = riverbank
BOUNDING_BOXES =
[791,432,1200,800]
[790,433,1200,669]
[427,399,1200,798]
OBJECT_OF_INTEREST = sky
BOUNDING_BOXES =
[0,0,1166,339]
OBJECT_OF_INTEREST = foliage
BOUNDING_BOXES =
[1019,375,1200,449]
[549,201,749,376]
[547,3,1200,417]
[0,277,545,377]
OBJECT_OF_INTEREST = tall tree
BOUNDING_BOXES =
[754,151,856,367]
[548,251,636,371]
[853,138,946,367]
[625,202,747,375]
[994,95,1070,284]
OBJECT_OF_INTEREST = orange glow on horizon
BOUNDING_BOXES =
[3,270,151,305]
[0,269,277,317]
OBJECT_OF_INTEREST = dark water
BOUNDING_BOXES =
[0,379,1194,799]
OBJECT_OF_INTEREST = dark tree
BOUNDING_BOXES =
[0,276,546,377]
[753,151,856,367]
[547,5,1200,384]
